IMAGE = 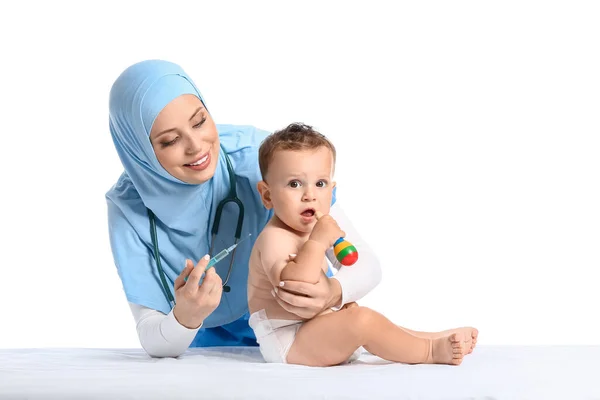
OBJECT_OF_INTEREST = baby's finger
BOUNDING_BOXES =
[314,211,324,220]
[175,260,194,290]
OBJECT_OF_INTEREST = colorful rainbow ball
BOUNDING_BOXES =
[333,237,359,266]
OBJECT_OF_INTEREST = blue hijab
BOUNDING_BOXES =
[106,60,273,329]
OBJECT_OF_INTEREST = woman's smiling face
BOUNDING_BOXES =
[149,94,220,184]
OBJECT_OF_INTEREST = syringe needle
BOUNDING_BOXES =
[201,233,254,271]
[226,233,252,252]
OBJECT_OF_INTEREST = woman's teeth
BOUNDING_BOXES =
[189,154,208,166]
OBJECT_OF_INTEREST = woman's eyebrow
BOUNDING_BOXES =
[152,127,176,142]
[189,106,205,121]
[152,106,206,142]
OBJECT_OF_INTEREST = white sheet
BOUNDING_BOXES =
[1,346,598,399]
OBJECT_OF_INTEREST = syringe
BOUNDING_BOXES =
[204,233,251,271]
[184,234,252,283]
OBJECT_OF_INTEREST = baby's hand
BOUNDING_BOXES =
[309,211,345,249]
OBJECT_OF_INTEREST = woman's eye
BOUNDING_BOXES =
[289,180,301,188]
[193,116,207,129]
[316,180,327,188]
[161,137,178,148]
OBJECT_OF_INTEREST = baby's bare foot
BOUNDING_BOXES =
[431,333,464,365]
[436,327,478,354]
[467,328,478,354]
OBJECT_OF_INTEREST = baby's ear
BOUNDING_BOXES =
[256,181,273,209]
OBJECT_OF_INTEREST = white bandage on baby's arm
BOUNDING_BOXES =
[129,302,200,358]
[327,202,382,310]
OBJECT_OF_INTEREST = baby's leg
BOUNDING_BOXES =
[397,326,479,354]
[286,306,465,367]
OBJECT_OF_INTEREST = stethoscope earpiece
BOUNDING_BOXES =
[223,286,231,293]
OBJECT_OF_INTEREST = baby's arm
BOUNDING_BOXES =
[279,211,345,283]
[257,229,326,288]
[279,239,327,284]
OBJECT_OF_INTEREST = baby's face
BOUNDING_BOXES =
[266,146,335,234]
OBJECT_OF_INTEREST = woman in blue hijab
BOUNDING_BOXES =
[106,59,381,357]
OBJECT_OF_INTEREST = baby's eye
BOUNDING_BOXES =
[289,180,301,188]
[316,180,328,188]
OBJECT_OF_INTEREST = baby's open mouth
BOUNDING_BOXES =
[301,208,315,217]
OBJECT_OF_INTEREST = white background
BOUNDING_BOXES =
[1,1,598,348]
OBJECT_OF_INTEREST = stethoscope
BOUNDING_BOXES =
[148,146,244,308]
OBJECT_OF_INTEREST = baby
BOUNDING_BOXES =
[247,123,478,366]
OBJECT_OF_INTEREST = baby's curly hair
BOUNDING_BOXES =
[258,123,336,180]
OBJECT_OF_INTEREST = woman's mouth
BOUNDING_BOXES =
[184,152,211,171]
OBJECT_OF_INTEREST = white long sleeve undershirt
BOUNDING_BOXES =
[129,202,382,357]
[129,303,201,358]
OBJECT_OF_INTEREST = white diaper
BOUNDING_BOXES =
[248,309,362,364]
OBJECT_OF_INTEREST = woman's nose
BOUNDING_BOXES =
[184,130,203,154]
